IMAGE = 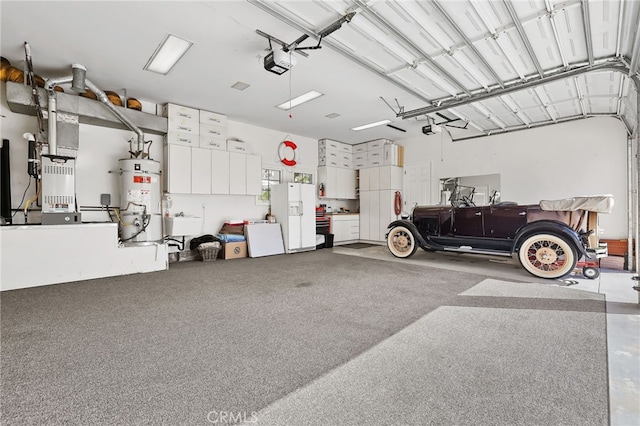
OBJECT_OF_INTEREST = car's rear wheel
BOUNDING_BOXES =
[518,233,577,279]
[387,225,418,258]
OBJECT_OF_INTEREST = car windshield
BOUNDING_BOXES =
[450,185,476,207]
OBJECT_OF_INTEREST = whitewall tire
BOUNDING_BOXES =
[518,233,577,279]
[387,225,418,258]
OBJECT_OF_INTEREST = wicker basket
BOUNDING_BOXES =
[197,242,221,261]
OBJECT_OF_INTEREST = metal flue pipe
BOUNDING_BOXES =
[84,78,145,152]
[43,75,73,156]
[44,64,146,155]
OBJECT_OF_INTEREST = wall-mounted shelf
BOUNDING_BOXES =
[5,81,167,135]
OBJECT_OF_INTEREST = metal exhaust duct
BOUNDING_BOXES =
[84,78,145,153]
[44,64,146,154]
[71,64,86,93]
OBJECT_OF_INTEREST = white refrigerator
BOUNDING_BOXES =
[270,183,316,253]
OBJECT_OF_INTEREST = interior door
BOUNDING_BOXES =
[403,162,431,213]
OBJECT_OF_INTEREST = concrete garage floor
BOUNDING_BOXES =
[331,244,640,426]
[2,246,637,425]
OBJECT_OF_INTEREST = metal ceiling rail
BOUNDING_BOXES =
[399,60,630,118]
[468,1,526,80]
[449,113,612,142]
[430,0,505,89]
[246,0,432,105]
[574,76,587,117]
[545,0,569,69]
[502,0,544,78]
[581,0,594,66]
[629,15,640,75]
[615,0,625,58]
[351,0,471,97]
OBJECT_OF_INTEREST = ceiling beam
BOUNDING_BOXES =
[581,0,594,65]
[400,61,629,118]
[545,0,569,68]
[573,76,587,116]
[629,6,640,74]
[450,114,595,142]
[502,0,545,78]
[352,0,471,97]
[430,0,505,89]
[468,1,525,80]
[615,0,625,58]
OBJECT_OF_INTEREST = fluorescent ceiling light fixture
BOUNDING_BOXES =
[351,119,392,131]
[276,90,324,110]
[144,34,193,75]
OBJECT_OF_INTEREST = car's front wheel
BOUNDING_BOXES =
[518,233,577,279]
[387,225,418,258]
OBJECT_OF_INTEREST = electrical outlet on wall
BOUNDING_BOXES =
[100,193,111,206]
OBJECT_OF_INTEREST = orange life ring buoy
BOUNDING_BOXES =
[279,140,297,166]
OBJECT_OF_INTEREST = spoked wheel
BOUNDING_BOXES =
[518,233,577,279]
[387,225,418,258]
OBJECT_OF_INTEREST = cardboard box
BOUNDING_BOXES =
[221,241,247,259]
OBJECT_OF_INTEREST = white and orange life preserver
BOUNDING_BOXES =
[278,140,297,167]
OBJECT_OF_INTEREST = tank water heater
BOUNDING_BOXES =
[118,158,162,243]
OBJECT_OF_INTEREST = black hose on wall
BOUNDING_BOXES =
[1,139,12,224]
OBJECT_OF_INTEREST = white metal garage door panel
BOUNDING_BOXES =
[521,17,563,69]
[393,68,450,100]
[588,0,623,58]
[473,39,519,82]
[552,6,588,63]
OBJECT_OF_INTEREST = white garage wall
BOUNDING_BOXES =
[1,88,630,240]
[163,120,318,235]
[1,89,318,235]
[396,117,629,239]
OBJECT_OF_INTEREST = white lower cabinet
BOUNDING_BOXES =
[332,214,359,243]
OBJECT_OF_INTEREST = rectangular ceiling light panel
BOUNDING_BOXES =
[276,91,324,110]
[351,119,392,131]
[144,34,193,75]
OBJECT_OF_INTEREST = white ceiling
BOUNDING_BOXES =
[1,0,639,144]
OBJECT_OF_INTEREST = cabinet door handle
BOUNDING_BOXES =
[475,212,482,216]
[519,211,527,216]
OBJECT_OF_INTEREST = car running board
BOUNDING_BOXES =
[442,246,513,257]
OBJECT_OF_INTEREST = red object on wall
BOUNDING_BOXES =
[279,140,297,166]
[394,191,402,216]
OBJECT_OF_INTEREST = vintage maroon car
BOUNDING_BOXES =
[386,194,613,279]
